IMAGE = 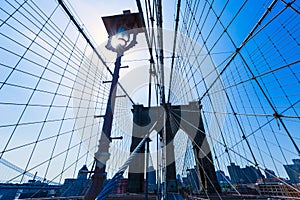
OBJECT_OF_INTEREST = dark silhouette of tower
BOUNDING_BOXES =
[127,101,221,194]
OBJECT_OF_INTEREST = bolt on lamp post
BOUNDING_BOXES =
[84,10,143,200]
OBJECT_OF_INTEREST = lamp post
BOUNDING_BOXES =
[84,10,143,200]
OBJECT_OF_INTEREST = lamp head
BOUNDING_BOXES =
[102,10,143,37]
[102,10,144,55]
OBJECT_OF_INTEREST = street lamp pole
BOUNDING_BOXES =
[84,10,143,200]
[84,55,122,200]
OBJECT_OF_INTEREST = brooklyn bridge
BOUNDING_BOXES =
[0,0,299,199]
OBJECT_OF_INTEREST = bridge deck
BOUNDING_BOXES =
[22,194,157,200]
[22,193,270,200]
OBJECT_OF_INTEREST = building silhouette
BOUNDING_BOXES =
[284,159,300,183]
[216,170,231,184]
[183,168,200,193]
[227,163,264,184]
[227,163,244,184]
[60,165,90,197]
[264,168,276,179]
[243,166,264,183]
